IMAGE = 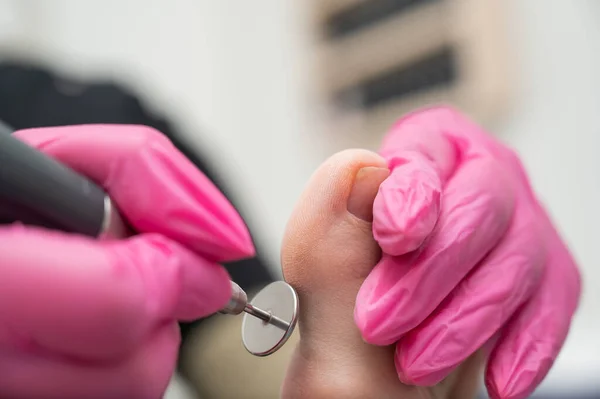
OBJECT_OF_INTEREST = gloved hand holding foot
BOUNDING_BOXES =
[281,149,484,398]
[281,107,581,399]
[358,107,581,399]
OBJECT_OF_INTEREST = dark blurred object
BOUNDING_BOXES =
[333,45,457,111]
[324,0,440,39]
[311,0,512,139]
[0,60,274,353]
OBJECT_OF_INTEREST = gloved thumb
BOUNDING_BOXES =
[281,149,424,398]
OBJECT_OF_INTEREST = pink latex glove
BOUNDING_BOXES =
[0,125,254,399]
[354,107,581,399]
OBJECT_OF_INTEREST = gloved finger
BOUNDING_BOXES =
[0,323,179,399]
[485,220,581,399]
[373,155,443,255]
[374,109,459,255]
[0,224,230,360]
[13,125,253,262]
[394,199,546,386]
[356,156,516,345]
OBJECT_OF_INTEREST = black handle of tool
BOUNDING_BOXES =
[0,122,106,237]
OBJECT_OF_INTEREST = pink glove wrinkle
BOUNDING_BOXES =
[0,125,255,399]
[354,107,581,399]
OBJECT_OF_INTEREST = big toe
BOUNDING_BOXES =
[281,150,423,398]
[282,149,389,297]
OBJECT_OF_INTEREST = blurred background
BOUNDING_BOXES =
[1,0,599,397]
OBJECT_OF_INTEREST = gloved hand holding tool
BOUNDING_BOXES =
[0,124,267,399]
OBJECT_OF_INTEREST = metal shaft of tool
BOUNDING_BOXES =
[244,303,290,331]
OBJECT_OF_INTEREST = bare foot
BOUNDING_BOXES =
[281,149,484,399]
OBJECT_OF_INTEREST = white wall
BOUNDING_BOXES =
[1,0,598,395]
[499,0,600,392]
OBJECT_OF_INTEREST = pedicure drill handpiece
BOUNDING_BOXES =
[0,121,298,357]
